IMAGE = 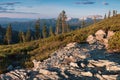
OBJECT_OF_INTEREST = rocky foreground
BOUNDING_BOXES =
[0,30,120,80]
[0,42,120,80]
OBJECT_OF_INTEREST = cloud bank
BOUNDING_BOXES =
[103,2,109,5]
[75,0,95,5]
[0,2,21,6]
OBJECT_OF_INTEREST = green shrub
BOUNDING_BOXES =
[108,31,120,52]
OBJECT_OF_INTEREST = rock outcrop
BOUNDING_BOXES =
[0,42,120,80]
[86,35,97,44]
[87,29,115,48]
[95,29,106,41]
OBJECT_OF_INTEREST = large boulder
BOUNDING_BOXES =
[65,42,78,49]
[107,65,120,71]
[80,71,93,77]
[0,69,28,80]
[102,75,118,80]
[39,69,51,75]
[69,62,79,68]
[103,39,108,48]
[89,60,115,67]
[95,30,106,41]
[32,59,41,71]
[86,35,96,44]
[87,30,115,49]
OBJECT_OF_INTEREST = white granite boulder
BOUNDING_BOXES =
[32,59,41,71]
[69,62,79,68]
[86,35,97,44]
[65,42,78,49]
[95,29,106,41]
[39,69,51,75]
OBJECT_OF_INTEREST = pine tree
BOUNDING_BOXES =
[49,26,55,37]
[35,19,40,39]
[81,18,85,28]
[66,24,71,32]
[26,28,31,42]
[115,10,117,16]
[42,24,47,38]
[113,10,115,16]
[21,32,26,42]
[108,10,111,18]
[61,10,67,33]
[56,14,62,34]
[0,25,4,40]
[5,24,12,44]
[104,13,107,19]
[18,31,23,43]
[56,10,67,34]
[93,16,97,23]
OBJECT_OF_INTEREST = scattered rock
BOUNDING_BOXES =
[102,75,118,80]
[95,29,106,41]
[33,77,38,80]
[89,60,115,67]
[107,65,120,71]
[65,42,78,49]
[78,54,88,59]
[0,69,28,80]
[103,39,108,48]
[81,71,93,77]
[69,62,79,68]
[32,59,41,71]
[86,35,96,44]
[39,69,51,75]
[1,41,120,80]
[81,63,86,68]
[87,29,115,49]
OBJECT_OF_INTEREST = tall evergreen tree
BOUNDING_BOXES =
[49,26,55,36]
[108,10,111,18]
[104,13,107,19]
[115,10,117,15]
[56,16,62,34]
[5,24,12,44]
[21,32,26,42]
[93,16,97,23]
[61,10,67,33]
[113,10,116,16]
[42,24,47,38]
[66,24,71,32]
[81,18,85,28]
[56,10,67,34]
[26,28,31,42]
[18,31,23,43]
[35,19,40,39]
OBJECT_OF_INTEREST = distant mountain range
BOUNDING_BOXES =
[0,17,102,31]
[0,17,34,24]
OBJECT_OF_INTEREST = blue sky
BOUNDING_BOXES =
[0,0,119,19]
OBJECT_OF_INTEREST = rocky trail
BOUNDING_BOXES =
[0,29,120,80]
[0,42,120,80]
